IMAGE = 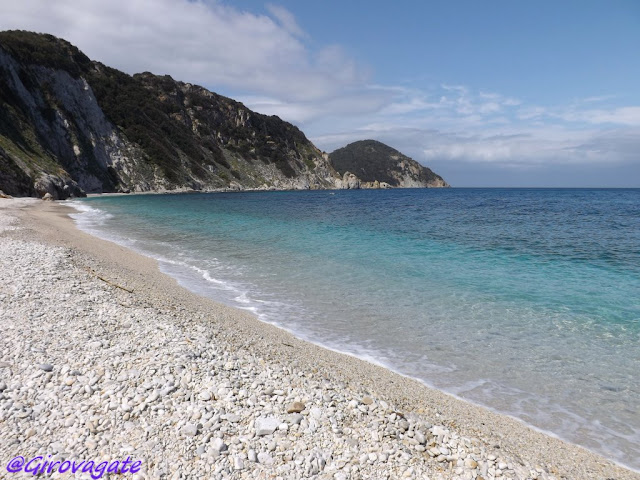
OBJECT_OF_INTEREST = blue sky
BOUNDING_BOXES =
[233,0,640,104]
[2,0,639,186]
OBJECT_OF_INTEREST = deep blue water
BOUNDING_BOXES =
[71,188,640,470]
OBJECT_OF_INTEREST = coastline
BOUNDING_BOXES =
[1,197,638,479]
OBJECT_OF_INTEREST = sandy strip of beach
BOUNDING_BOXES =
[0,197,637,480]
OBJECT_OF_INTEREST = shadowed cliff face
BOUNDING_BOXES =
[0,31,337,198]
[329,140,449,188]
[0,31,447,198]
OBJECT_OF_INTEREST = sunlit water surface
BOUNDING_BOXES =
[71,189,640,470]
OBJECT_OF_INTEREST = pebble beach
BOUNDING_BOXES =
[0,198,638,480]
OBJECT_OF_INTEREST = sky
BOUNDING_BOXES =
[1,0,639,186]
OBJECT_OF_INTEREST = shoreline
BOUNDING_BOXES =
[1,197,638,479]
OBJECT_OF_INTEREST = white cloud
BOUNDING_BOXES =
[441,84,468,94]
[578,95,618,104]
[238,89,392,124]
[517,104,640,127]
[420,132,583,165]
[371,86,526,125]
[313,121,639,176]
[0,0,367,102]
[265,3,306,38]
[558,107,640,126]
[517,106,548,120]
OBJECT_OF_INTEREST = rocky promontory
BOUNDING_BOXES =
[330,140,449,189]
[0,31,448,199]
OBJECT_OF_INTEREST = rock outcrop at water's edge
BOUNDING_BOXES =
[330,140,449,188]
[0,31,448,198]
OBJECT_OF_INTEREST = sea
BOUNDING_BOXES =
[69,188,640,471]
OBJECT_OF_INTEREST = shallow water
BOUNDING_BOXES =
[71,188,640,470]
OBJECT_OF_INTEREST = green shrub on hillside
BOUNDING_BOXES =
[0,31,91,78]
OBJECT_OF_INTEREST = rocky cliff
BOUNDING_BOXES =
[0,31,447,198]
[330,140,449,188]
[0,31,339,198]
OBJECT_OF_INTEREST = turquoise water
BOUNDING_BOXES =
[71,189,640,470]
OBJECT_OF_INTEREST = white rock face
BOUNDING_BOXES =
[334,171,361,189]
[0,49,148,197]
[0,47,343,196]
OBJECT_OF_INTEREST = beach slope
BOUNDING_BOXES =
[0,198,637,479]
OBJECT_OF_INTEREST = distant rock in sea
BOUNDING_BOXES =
[330,140,449,188]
